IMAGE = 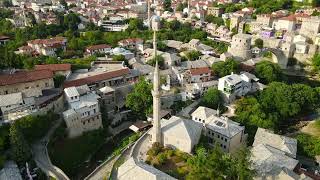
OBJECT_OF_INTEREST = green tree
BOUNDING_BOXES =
[254,38,264,49]
[9,124,32,164]
[200,88,223,109]
[211,58,240,77]
[163,0,173,12]
[187,146,254,180]
[205,15,224,26]
[53,74,66,88]
[127,18,145,32]
[147,55,165,68]
[185,50,202,61]
[126,78,153,118]
[63,13,81,31]
[254,61,282,84]
[312,53,320,72]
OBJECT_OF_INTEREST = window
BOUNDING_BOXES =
[71,97,73,100]
[217,135,220,138]
[94,109,96,113]
[45,83,49,87]
[223,145,226,149]
[4,90,8,94]
[225,139,227,142]
[36,84,39,87]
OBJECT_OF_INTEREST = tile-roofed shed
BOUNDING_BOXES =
[63,68,130,88]
[0,70,53,86]
[190,67,211,76]
[35,64,71,72]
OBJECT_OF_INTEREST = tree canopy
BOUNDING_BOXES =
[254,60,282,84]
[187,147,254,180]
[200,88,223,110]
[126,78,153,118]
[211,58,240,77]
[235,82,320,141]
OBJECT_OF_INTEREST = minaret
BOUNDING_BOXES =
[151,30,162,144]
[147,0,151,29]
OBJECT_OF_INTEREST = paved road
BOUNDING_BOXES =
[32,118,70,180]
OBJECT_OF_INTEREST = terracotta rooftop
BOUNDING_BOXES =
[190,67,211,76]
[0,70,53,86]
[63,68,130,88]
[35,64,71,72]
[86,44,111,51]
[279,15,297,21]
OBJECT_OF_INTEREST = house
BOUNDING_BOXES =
[207,6,224,17]
[63,85,103,137]
[189,67,212,83]
[159,116,202,153]
[0,70,54,97]
[64,68,133,89]
[218,72,264,103]
[118,38,144,52]
[250,128,310,179]
[191,106,245,153]
[35,64,71,77]
[18,37,67,56]
[85,44,112,56]
[205,115,245,153]
[144,48,181,69]
[117,157,176,180]
[185,80,218,99]
[273,15,297,32]
[111,47,135,60]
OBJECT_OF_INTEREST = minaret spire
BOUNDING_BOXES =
[147,0,151,29]
[152,30,161,144]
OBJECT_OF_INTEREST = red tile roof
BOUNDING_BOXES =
[63,68,130,88]
[0,70,53,86]
[35,64,71,72]
[190,67,211,76]
[86,44,111,51]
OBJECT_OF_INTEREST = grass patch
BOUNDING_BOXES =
[146,143,191,179]
[295,133,320,158]
[48,129,105,177]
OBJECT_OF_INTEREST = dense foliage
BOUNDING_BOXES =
[185,50,202,61]
[296,133,320,158]
[126,78,153,118]
[200,88,223,110]
[211,58,240,77]
[187,147,254,180]
[254,61,282,84]
[235,82,319,142]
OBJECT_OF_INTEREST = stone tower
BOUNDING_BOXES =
[151,30,162,144]
[227,33,252,61]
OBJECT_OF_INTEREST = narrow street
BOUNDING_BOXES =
[32,118,70,180]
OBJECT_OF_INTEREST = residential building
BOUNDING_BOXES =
[207,6,224,17]
[218,72,264,103]
[18,37,67,56]
[300,16,320,39]
[0,88,63,123]
[144,49,181,69]
[85,44,112,56]
[64,68,138,90]
[205,115,245,153]
[118,38,144,52]
[0,70,54,97]
[63,85,103,138]
[273,15,297,32]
